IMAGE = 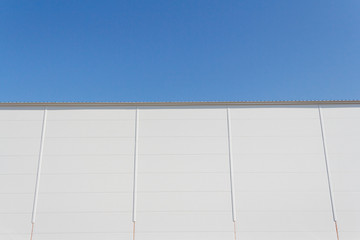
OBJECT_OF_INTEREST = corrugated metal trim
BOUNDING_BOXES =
[0,100,360,107]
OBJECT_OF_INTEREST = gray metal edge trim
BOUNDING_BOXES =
[0,100,359,107]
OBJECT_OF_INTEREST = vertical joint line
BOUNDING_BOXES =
[30,222,34,240]
[31,107,47,225]
[132,108,139,223]
[226,108,237,223]
[335,221,340,240]
[318,105,337,223]
[233,221,237,240]
[133,222,136,240]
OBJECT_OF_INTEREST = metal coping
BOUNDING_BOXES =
[0,100,359,107]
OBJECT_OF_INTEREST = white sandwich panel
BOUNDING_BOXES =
[230,105,318,119]
[137,172,230,192]
[40,155,134,174]
[231,106,335,239]
[0,121,44,138]
[29,233,131,240]
[139,107,226,120]
[33,108,135,239]
[0,103,359,240]
[42,138,134,156]
[320,104,360,119]
[139,119,227,137]
[38,173,133,193]
[232,154,326,173]
[138,136,228,155]
[137,154,229,173]
[46,107,134,120]
[136,212,232,232]
[0,107,44,121]
[231,118,321,137]
[232,136,323,155]
[321,105,360,239]
[136,107,233,240]
[135,232,234,240]
[0,156,41,174]
[137,192,231,211]
[0,108,44,240]
[45,119,135,138]
[0,139,43,156]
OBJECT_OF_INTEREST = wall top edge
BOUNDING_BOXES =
[0,100,360,107]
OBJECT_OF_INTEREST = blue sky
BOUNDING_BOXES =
[1,0,359,102]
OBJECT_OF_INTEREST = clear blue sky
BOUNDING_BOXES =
[1,1,359,102]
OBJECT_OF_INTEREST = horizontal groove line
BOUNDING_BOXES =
[1,190,345,194]
[0,118,331,122]
[0,153,229,156]
[0,232,132,235]
[0,136,330,139]
[1,210,353,214]
[2,211,227,214]
[0,191,233,194]
[6,230,356,234]
[5,153,353,156]
[138,118,320,120]
[0,135,330,140]
[0,192,134,194]
[118,230,360,233]
[0,153,333,157]
[2,231,360,235]
[0,120,42,122]
[129,230,360,233]
[0,171,331,175]
[46,119,134,122]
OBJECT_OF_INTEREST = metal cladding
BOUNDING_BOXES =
[0,102,359,239]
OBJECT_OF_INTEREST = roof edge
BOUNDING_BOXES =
[0,100,359,107]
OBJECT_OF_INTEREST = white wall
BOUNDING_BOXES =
[0,104,358,240]
[230,106,334,239]
[321,105,360,240]
[0,108,43,240]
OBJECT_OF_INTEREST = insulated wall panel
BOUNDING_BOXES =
[0,104,359,240]
[0,107,44,240]
[230,106,336,239]
[33,108,135,240]
[321,105,360,240]
[136,107,233,240]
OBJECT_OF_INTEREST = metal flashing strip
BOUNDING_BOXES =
[132,108,139,240]
[30,107,48,239]
[0,100,360,107]
[226,108,237,240]
[318,105,340,240]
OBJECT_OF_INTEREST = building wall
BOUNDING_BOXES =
[0,104,359,240]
